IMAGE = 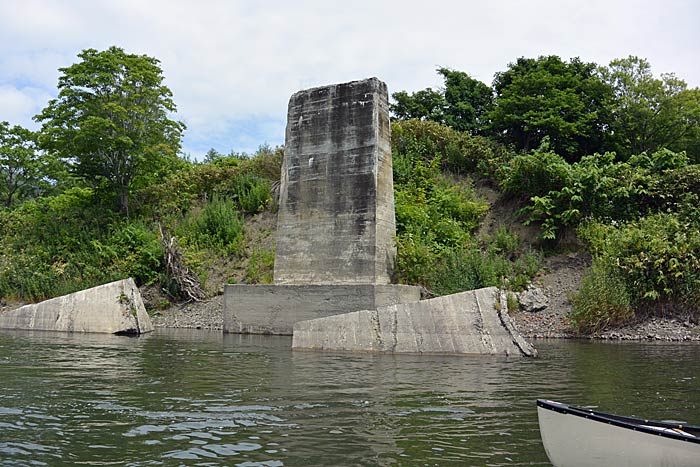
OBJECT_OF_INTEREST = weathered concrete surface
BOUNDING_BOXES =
[223,284,420,335]
[292,287,537,357]
[274,77,396,285]
[0,278,153,334]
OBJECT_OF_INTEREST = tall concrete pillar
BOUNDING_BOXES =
[273,78,396,285]
[224,78,420,335]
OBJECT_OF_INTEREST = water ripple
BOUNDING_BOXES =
[0,331,699,466]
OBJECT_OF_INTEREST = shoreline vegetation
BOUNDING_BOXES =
[1,48,699,340]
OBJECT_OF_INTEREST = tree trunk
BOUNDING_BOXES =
[119,187,130,217]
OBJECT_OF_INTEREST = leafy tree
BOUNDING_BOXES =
[390,87,446,122]
[390,68,493,134]
[488,55,611,161]
[602,56,700,159]
[0,122,47,208]
[35,46,186,216]
[438,67,493,134]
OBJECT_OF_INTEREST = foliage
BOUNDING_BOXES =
[499,138,572,199]
[602,56,700,160]
[138,145,281,218]
[391,68,494,135]
[570,262,634,333]
[391,88,446,123]
[177,194,245,255]
[0,141,283,302]
[0,122,54,208]
[488,55,612,161]
[391,122,541,294]
[245,248,275,284]
[515,148,690,239]
[390,119,513,177]
[35,46,186,216]
[0,188,161,301]
[575,214,700,329]
[224,173,272,214]
[439,67,494,134]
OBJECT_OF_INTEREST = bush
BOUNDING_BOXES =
[98,222,162,285]
[500,140,572,199]
[426,247,513,296]
[516,150,692,240]
[392,121,542,295]
[245,248,275,284]
[391,119,513,177]
[178,194,245,255]
[226,173,272,214]
[577,214,700,323]
[0,189,165,301]
[570,263,634,333]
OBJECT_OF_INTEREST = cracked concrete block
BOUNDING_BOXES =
[0,278,153,334]
[292,287,537,357]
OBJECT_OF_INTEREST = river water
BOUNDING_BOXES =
[0,329,698,467]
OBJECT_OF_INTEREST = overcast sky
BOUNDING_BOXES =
[1,0,699,158]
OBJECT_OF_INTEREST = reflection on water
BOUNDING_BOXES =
[0,329,698,466]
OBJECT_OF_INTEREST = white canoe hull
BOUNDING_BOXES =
[538,400,700,467]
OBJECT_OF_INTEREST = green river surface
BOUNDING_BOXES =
[0,329,698,466]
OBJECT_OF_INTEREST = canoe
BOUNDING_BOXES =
[537,399,700,467]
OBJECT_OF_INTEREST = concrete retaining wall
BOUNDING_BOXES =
[224,283,421,335]
[0,278,153,334]
[292,287,537,357]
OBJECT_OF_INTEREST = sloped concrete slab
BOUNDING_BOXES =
[0,278,153,334]
[292,287,537,357]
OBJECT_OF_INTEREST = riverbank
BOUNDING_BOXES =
[510,252,700,341]
[149,252,700,341]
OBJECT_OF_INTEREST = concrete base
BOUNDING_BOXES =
[292,287,537,357]
[223,284,421,335]
[0,278,153,334]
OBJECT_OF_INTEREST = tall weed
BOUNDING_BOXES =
[179,195,245,255]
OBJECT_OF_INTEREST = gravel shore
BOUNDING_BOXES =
[150,295,224,330]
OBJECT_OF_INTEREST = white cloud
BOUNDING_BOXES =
[0,0,698,157]
[0,85,52,128]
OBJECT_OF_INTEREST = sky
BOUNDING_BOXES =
[1,0,699,159]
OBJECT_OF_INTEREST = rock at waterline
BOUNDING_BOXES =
[0,278,153,334]
[292,287,537,357]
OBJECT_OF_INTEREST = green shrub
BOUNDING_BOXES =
[425,247,513,296]
[245,248,275,284]
[577,214,700,323]
[500,141,572,199]
[486,225,521,258]
[100,222,162,285]
[394,234,437,285]
[507,292,519,313]
[179,195,245,255]
[226,173,272,214]
[392,122,541,295]
[571,263,634,333]
[391,119,513,177]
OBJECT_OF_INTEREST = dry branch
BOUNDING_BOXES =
[159,224,206,302]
